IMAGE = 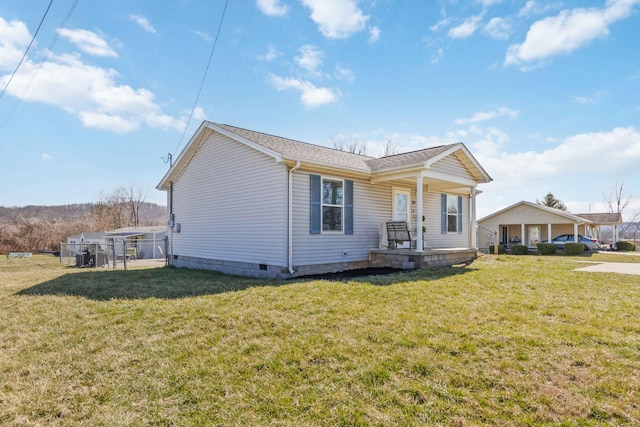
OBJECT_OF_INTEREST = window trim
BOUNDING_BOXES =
[392,187,411,226]
[321,176,345,234]
[441,193,463,235]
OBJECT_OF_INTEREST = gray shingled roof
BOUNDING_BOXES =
[215,122,457,173]
[366,145,455,172]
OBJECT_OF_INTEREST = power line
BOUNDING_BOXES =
[0,0,81,133]
[0,0,56,101]
[172,0,230,157]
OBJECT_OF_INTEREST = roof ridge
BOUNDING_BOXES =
[214,122,375,159]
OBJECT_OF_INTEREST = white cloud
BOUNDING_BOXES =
[474,126,640,214]
[448,15,483,39]
[430,18,450,32]
[570,90,608,105]
[431,48,444,64]
[257,45,281,61]
[335,64,354,82]
[129,15,157,34]
[41,153,53,160]
[0,17,32,71]
[257,0,288,16]
[483,17,510,39]
[295,44,324,76]
[302,0,369,39]
[0,51,185,133]
[477,0,504,6]
[368,26,381,43]
[505,0,640,67]
[454,107,518,125]
[268,74,340,109]
[57,28,117,57]
[191,30,212,42]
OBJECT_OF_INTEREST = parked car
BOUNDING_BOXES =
[545,234,600,251]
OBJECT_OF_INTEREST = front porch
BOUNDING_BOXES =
[369,247,478,270]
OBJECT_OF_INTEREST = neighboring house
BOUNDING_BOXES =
[477,201,623,250]
[104,226,167,259]
[156,122,492,278]
[65,232,107,254]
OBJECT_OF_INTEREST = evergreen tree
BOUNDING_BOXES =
[537,192,567,211]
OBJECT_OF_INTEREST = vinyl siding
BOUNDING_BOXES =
[292,171,392,266]
[423,192,469,248]
[430,155,474,181]
[291,171,472,266]
[171,133,287,266]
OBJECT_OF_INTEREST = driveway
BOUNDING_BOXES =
[575,252,640,275]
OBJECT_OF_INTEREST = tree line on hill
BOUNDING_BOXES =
[0,186,166,254]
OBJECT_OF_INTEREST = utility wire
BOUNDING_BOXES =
[0,0,55,101]
[172,0,230,157]
[0,0,81,133]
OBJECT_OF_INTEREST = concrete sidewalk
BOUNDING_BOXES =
[575,262,640,275]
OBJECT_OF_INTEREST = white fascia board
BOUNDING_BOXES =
[420,169,478,188]
[156,121,213,190]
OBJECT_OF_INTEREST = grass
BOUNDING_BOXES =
[1,253,639,426]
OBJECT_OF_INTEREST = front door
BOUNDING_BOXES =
[528,226,540,247]
[393,189,410,223]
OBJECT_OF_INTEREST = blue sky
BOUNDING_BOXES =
[1,0,639,219]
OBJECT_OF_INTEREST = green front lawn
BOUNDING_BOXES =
[1,254,639,425]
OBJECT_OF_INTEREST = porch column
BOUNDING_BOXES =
[574,223,579,243]
[470,188,477,248]
[613,224,618,247]
[521,224,525,245]
[547,224,552,242]
[416,175,423,252]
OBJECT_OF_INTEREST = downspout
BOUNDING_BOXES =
[168,181,174,267]
[288,161,301,275]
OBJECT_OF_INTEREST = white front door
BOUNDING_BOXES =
[393,189,410,224]
[528,226,540,247]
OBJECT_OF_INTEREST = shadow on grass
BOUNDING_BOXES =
[17,267,278,301]
[17,264,477,300]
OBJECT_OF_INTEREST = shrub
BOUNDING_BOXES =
[615,241,637,251]
[511,244,529,255]
[564,242,585,255]
[537,243,556,255]
[488,244,505,254]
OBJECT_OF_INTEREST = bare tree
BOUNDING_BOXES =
[382,137,399,157]
[603,181,639,238]
[126,184,147,227]
[603,181,631,214]
[330,135,368,155]
[536,192,567,211]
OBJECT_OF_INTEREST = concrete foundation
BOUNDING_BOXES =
[171,248,478,279]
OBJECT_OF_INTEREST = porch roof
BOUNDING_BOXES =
[478,201,595,225]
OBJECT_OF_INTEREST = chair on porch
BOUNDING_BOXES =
[386,221,412,249]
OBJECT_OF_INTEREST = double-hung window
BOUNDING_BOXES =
[441,194,462,234]
[310,174,353,235]
[447,195,458,232]
[322,178,343,232]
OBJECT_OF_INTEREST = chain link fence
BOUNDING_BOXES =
[60,237,168,269]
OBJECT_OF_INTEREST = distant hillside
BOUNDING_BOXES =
[0,203,167,226]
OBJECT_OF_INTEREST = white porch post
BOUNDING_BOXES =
[416,175,423,252]
[521,224,525,245]
[574,223,579,242]
[547,224,552,242]
[470,188,477,249]
[613,224,618,247]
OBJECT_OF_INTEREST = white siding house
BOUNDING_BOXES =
[157,122,492,278]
